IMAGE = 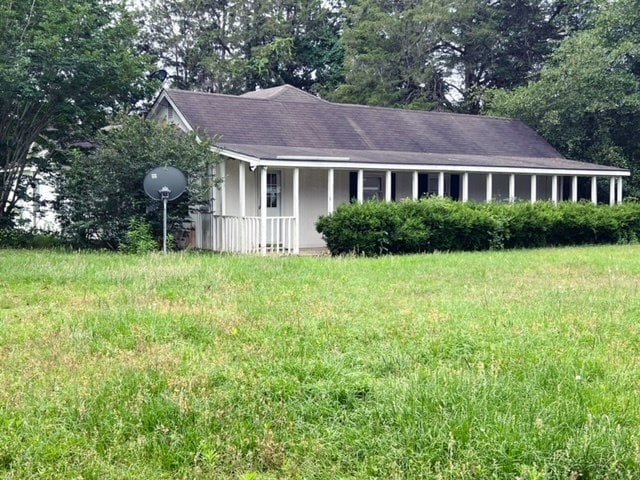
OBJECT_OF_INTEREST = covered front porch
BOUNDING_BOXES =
[193,157,629,254]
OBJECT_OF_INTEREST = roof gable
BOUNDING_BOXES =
[240,85,325,104]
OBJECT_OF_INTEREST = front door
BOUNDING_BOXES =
[266,171,282,247]
[266,171,282,216]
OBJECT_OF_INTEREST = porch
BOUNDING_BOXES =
[195,158,628,254]
[194,213,297,254]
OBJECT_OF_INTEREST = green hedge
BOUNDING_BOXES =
[316,198,640,256]
[0,228,65,250]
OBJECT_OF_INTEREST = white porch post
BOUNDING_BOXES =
[617,176,623,204]
[293,167,300,254]
[260,166,267,255]
[486,173,492,203]
[327,168,334,213]
[219,160,226,216]
[385,170,392,202]
[412,171,419,200]
[438,172,445,197]
[610,177,616,205]
[238,161,246,253]
[239,162,246,217]
[552,175,559,204]
[461,172,469,202]
[357,169,364,203]
[530,174,537,203]
[509,174,515,203]
[571,175,578,202]
[591,176,597,204]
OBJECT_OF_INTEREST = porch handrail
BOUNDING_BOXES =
[195,213,297,254]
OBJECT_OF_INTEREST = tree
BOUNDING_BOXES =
[331,0,596,112]
[0,0,153,227]
[56,116,221,249]
[136,0,344,94]
[330,0,451,109]
[489,0,640,196]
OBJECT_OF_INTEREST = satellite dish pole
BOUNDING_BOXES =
[159,186,171,254]
[143,166,187,254]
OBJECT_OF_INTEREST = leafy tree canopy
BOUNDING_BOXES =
[489,0,640,195]
[331,0,594,112]
[137,0,344,94]
[0,0,153,226]
[56,116,220,249]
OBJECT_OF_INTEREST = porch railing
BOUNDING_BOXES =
[195,213,297,254]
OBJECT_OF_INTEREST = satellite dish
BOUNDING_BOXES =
[143,166,187,201]
[143,166,188,255]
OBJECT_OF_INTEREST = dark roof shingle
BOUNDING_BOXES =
[163,86,627,173]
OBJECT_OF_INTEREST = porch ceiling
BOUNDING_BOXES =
[220,143,629,175]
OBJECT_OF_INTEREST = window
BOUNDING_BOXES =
[363,174,383,200]
[266,172,280,208]
[349,171,394,201]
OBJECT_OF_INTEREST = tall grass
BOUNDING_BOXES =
[1,247,640,478]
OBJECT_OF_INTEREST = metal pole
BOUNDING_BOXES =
[163,197,168,254]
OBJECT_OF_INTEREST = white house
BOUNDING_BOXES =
[148,85,630,254]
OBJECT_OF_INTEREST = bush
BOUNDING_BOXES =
[119,217,159,254]
[0,228,65,249]
[316,198,640,256]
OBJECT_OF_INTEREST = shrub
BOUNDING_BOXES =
[0,228,65,249]
[119,217,159,254]
[316,198,640,256]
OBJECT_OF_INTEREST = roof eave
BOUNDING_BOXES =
[215,147,630,177]
[148,89,195,133]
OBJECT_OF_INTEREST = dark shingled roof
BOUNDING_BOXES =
[164,87,627,173]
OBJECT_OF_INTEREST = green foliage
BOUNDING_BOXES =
[0,228,64,249]
[56,116,220,249]
[332,0,589,112]
[0,0,153,224]
[137,0,344,94]
[316,198,640,256]
[119,218,159,254]
[489,0,640,196]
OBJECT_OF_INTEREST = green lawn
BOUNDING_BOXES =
[1,246,640,478]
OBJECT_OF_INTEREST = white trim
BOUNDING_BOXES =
[260,167,267,255]
[461,172,469,202]
[243,158,630,177]
[219,160,226,216]
[530,174,537,203]
[293,168,300,254]
[239,161,246,217]
[385,170,392,202]
[327,168,334,213]
[610,177,616,205]
[509,174,515,203]
[617,177,623,204]
[212,147,260,165]
[148,91,195,133]
[212,147,630,177]
[276,155,350,161]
